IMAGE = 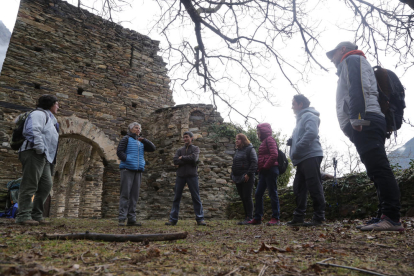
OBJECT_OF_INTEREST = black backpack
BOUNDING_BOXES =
[10,110,48,150]
[265,139,288,175]
[373,66,406,138]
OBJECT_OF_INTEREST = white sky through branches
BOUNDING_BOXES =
[1,0,413,176]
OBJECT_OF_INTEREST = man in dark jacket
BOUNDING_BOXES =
[117,122,156,226]
[166,131,206,226]
[287,95,325,226]
[327,41,403,232]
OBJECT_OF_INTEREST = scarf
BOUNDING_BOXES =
[340,50,366,63]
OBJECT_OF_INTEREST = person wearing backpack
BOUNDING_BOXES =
[287,95,325,227]
[248,123,281,226]
[231,133,258,225]
[15,95,59,226]
[326,41,403,232]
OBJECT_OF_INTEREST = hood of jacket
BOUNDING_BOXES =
[257,123,272,141]
[296,107,320,121]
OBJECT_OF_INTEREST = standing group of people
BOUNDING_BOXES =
[14,41,403,232]
[230,95,325,227]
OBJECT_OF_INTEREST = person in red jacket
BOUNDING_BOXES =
[248,123,281,226]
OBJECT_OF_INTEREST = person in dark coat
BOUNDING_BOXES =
[231,133,258,225]
[117,122,155,226]
[166,131,206,226]
[248,123,281,226]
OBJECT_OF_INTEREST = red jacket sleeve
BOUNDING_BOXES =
[263,137,278,169]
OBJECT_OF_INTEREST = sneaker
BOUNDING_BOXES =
[247,218,261,225]
[303,219,324,227]
[165,220,177,226]
[118,220,126,226]
[360,215,404,232]
[197,220,207,226]
[266,218,280,226]
[17,219,39,226]
[287,217,304,226]
[356,217,381,229]
[126,221,142,227]
[237,218,252,225]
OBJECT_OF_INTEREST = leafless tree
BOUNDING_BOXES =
[69,0,414,122]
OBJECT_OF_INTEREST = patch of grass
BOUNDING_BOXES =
[0,218,413,275]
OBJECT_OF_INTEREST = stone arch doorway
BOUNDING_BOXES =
[49,115,119,219]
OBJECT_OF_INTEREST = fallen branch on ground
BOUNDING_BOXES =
[41,231,188,242]
[316,257,389,276]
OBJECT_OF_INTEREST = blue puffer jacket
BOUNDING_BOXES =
[117,133,156,171]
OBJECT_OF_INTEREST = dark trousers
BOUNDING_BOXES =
[360,147,400,221]
[16,150,53,223]
[235,175,254,219]
[292,156,325,221]
[254,166,280,220]
[352,114,401,222]
[118,169,141,222]
[169,176,204,222]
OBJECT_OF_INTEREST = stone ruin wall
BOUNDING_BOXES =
[0,0,236,220]
[136,104,235,220]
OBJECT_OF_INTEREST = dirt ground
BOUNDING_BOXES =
[0,218,413,275]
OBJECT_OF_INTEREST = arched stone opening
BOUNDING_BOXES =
[48,115,118,219]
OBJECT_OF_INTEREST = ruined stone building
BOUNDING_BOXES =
[0,0,235,220]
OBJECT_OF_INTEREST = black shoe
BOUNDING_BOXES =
[165,220,177,226]
[237,218,252,225]
[126,221,142,226]
[287,217,304,226]
[118,220,126,226]
[356,217,380,229]
[303,219,324,227]
[197,220,207,226]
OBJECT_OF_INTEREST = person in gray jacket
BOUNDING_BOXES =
[166,131,206,226]
[287,94,325,226]
[326,41,403,232]
[16,95,60,226]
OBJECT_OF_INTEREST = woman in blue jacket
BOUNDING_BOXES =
[116,122,155,226]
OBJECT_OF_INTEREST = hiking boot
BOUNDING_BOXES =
[247,218,262,225]
[266,218,280,226]
[118,220,126,226]
[197,220,207,226]
[356,217,381,229]
[303,219,324,227]
[126,220,142,227]
[360,215,404,232]
[165,220,177,226]
[35,219,51,225]
[287,217,304,226]
[237,218,252,225]
[17,219,39,226]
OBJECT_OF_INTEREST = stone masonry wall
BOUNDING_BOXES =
[130,104,236,220]
[0,0,174,218]
[0,0,236,219]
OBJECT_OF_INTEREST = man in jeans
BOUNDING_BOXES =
[16,95,60,226]
[287,95,325,226]
[166,131,206,226]
[326,41,403,231]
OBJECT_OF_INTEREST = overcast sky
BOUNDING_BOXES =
[1,0,413,173]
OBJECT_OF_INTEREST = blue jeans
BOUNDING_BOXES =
[169,176,204,222]
[254,166,280,220]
